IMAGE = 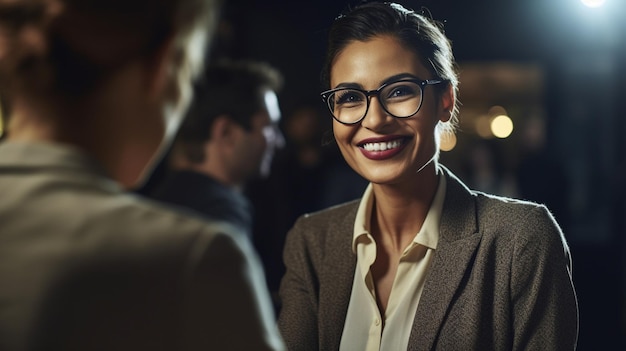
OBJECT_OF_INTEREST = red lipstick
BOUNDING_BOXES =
[357,136,409,160]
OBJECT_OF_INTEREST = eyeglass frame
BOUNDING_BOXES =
[320,78,448,125]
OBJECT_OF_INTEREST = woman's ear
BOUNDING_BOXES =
[210,115,239,145]
[145,34,198,132]
[438,83,455,122]
[145,34,178,101]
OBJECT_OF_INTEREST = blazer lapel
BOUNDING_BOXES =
[318,202,359,351]
[408,168,482,351]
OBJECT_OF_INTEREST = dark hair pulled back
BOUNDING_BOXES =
[321,1,459,125]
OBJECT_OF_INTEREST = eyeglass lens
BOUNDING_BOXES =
[328,81,423,124]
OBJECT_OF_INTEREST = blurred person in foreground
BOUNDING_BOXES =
[277,2,578,350]
[142,59,284,308]
[0,0,285,350]
[144,59,284,240]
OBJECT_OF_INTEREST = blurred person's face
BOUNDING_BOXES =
[330,35,452,185]
[161,29,211,142]
[229,89,283,183]
[137,29,210,187]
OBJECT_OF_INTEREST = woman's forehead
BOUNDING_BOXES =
[330,36,428,89]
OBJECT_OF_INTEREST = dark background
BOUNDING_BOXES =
[213,0,625,349]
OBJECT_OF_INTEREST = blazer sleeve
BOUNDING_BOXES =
[181,228,286,351]
[278,216,320,351]
[510,205,579,350]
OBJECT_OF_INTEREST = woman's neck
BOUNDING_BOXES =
[370,164,440,251]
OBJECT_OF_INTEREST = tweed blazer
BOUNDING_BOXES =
[0,142,284,351]
[278,167,578,351]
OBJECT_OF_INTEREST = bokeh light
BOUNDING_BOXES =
[440,131,457,151]
[475,115,494,138]
[475,106,514,139]
[491,115,514,138]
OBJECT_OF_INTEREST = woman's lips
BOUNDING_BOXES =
[357,137,409,160]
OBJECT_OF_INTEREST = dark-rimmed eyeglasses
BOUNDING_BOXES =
[320,78,447,125]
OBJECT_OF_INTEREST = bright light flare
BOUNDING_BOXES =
[491,115,514,139]
[581,0,606,8]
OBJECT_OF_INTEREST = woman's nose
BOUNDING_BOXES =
[360,96,393,131]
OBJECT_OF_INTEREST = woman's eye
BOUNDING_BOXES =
[335,91,364,105]
[387,84,419,99]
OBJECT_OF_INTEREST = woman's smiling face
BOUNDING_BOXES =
[330,35,453,185]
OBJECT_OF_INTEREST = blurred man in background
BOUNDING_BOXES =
[144,59,284,239]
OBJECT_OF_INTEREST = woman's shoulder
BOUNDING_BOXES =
[472,191,566,245]
[295,199,361,226]
[445,176,561,245]
[282,200,358,270]
[473,190,554,222]
[445,166,559,230]
[285,199,360,251]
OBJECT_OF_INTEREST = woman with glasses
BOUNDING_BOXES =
[278,2,578,350]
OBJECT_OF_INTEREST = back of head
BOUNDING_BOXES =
[0,0,221,188]
[0,0,218,102]
[322,1,460,128]
[174,58,283,164]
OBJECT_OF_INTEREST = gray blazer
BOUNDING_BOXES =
[278,167,578,350]
[0,142,284,351]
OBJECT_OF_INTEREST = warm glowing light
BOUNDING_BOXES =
[488,105,507,117]
[475,115,493,138]
[581,0,605,8]
[491,115,514,138]
[440,132,457,151]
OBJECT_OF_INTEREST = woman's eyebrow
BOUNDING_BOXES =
[333,73,421,90]
[333,82,362,89]
[379,73,419,85]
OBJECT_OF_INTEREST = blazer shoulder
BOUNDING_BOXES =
[435,167,564,247]
[294,199,360,231]
[474,191,554,224]
[284,200,359,262]
[473,191,566,246]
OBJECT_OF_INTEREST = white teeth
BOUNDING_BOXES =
[362,140,402,152]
